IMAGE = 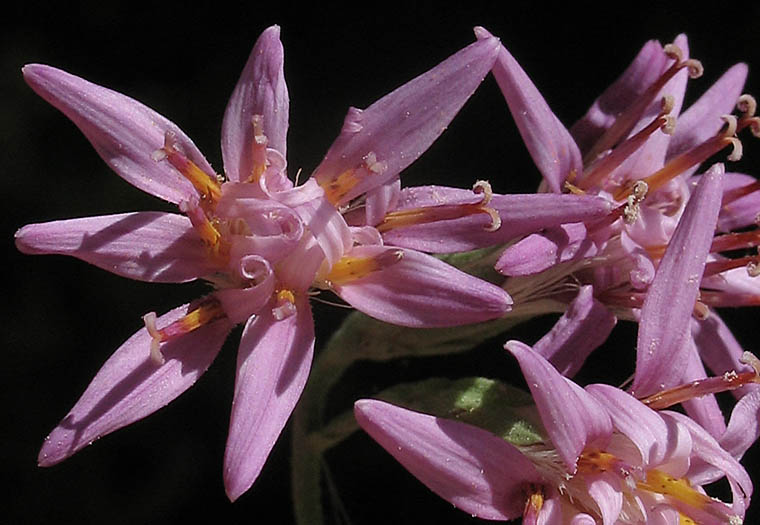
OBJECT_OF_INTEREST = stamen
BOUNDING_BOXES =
[737,94,760,137]
[178,201,229,262]
[153,131,222,209]
[142,298,226,365]
[142,312,165,365]
[738,94,757,117]
[640,353,760,409]
[247,114,270,182]
[584,44,702,164]
[272,289,297,320]
[614,116,741,201]
[324,249,404,286]
[579,97,676,191]
[722,179,760,205]
[703,255,760,278]
[693,299,710,320]
[521,484,544,525]
[377,181,501,233]
[638,469,738,524]
[710,230,760,253]
[596,289,646,310]
[576,450,618,474]
[699,290,760,307]
[623,180,648,224]
[318,152,388,205]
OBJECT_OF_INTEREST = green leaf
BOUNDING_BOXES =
[377,376,544,446]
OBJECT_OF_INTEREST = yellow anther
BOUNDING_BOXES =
[325,250,403,286]
[277,289,296,305]
[154,132,222,210]
[577,450,618,474]
[637,469,712,509]
[377,181,501,233]
[320,168,360,206]
[272,288,298,320]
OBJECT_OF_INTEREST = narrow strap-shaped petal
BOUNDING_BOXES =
[586,473,623,525]
[354,399,541,520]
[364,178,401,226]
[488,36,582,193]
[332,246,512,328]
[224,296,314,501]
[505,341,612,472]
[668,63,748,158]
[716,172,760,232]
[586,383,669,466]
[663,410,752,518]
[613,35,690,184]
[496,222,595,277]
[533,286,616,377]
[23,64,211,204]
[692,313,758,399]
[273,179,352,267]
[313,35,499,205]
[16,212,215,283]
[222,25,289,182]
[38,304,231,467]
[381,186,612,253]
[680,337,727,438]
[720,389,760,461]
[570,39,668,155]
[632,163,724,396]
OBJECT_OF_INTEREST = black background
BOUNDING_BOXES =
[4,2,760,523]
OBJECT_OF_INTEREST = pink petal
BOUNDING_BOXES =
[692,313,757,399]
[679,337,727,438]
[533,285,616,377]
[668,63,748,158]
[223,297,314,501]
[382,186,612,253]
[663,411,752,518]
[721,389,760,461]
[632,163,724,396]
[222,25,289,182]
[364,178,401,226]
[586,473,623,525]
[586,383,669,466]
[505,341,612,472]
[496,222,595,276]
[611,35,690,184]
[716,172,760,232]
[332,246,512,328]
[313,35,499,205]
[354,399,541,520]
[38,304,231,467]
[488,36,582,193]
[570,40,668,155]
[214,256,276,324]
[15,212,215,283]
[23,64,212,204]
[273,179,352,267]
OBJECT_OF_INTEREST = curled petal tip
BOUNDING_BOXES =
[473,26,494,41]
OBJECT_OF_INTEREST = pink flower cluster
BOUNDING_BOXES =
[16,24,760,523]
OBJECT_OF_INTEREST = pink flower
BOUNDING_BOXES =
[355,341,756,523]
[15,26,514,500]
[481,29,760,423]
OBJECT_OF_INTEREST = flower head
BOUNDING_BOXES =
[355,341,756,523]
[481,29,760,412]
[16,26,514,500]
